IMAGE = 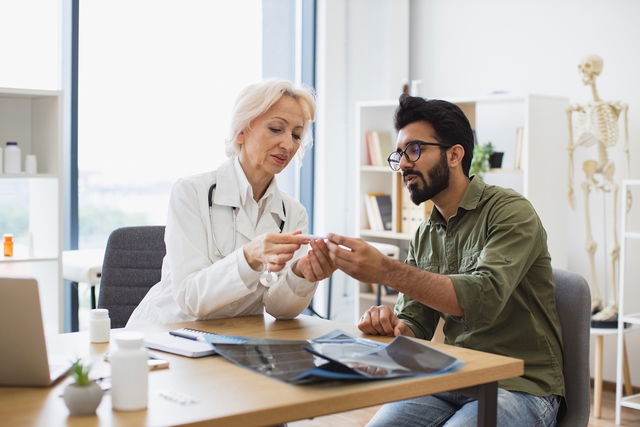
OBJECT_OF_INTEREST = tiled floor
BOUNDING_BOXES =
[290,388,640,426]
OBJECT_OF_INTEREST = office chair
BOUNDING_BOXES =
[98,226,166,328]
[552,268,591,427]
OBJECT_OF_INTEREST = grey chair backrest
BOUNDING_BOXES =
[98,226,166,328]
[553,268,591,427]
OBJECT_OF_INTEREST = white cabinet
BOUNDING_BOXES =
[615,179,640,424]
[354,94,569,316]
[0,87,63,333]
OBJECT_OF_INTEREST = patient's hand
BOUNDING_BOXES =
[293,238,336,282]
[358,305,415,337]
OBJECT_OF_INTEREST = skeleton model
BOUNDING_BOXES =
[567,54,630,323]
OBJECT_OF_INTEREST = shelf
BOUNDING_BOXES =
[621,313,640,325]
[361,165,393,173]
[0,174,58,179]
[615,179,640,423]
[0,87,63,333]
[0,87,61,98]
[360,229,412,241]
[486,168,523,174]
[0,256,58,263]
[591,324,638,336]
[620,393,640,410]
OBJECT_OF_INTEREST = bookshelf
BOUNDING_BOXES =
[0,87,63,333]
[615,180,640,424]
[354,94,569,311]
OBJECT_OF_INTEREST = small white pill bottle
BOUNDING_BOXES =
[88,308,110,343]
[111,331,148,411]
[4,141,21,174]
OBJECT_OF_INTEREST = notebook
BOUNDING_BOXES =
[0,277,73,386]
[143,328,246,358]
[144,328,217,358]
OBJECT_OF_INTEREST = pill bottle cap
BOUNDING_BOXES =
[90,308,109,319]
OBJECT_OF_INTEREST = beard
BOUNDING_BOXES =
[404,150,450,205]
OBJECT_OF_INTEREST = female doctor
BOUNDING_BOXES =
[127,79,334,326]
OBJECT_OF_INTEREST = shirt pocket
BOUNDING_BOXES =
[415,258,443,274]
[459,250,481,272]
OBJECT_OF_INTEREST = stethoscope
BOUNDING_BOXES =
[208,183,286,258]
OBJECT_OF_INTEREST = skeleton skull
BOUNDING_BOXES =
[578,54,603,85]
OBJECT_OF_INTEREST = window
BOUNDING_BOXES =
[0,0,61,90]
[78,1,262,248]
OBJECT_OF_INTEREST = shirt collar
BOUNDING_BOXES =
[232,157,284,220]
[428,175,486,225]
[459,175,485,211]
[233,157,253,206]
[212,159,240,208]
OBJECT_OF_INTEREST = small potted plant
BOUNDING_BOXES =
[63,359,103,416]
[489,150,504,169]
[470,141,494,177]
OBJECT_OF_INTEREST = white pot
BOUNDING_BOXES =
[63,382,103,416]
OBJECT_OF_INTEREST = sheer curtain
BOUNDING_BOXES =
[78,0,262,248]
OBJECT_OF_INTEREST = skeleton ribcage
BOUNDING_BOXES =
[575,103,619,148]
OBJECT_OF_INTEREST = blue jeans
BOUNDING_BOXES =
[366,388,560,427]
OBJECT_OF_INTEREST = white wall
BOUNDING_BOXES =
[315,0,409,321]
[409,0,640,386]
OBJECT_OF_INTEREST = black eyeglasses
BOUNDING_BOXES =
[387,140,451,171]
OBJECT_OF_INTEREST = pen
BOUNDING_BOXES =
[300,234,353,251]
[169,330,201,341]
[300,233,326,240]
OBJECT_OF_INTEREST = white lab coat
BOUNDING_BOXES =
[127,159,317,327]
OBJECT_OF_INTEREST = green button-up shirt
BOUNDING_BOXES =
[395,176,564,397]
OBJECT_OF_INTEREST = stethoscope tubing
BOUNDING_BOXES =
[208,183,285,258]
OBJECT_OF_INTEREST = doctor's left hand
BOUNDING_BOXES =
[243,231,309,273]
[293,238,336,282]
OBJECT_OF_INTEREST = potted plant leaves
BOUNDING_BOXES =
[470,141,494,177]
[63,360,103,416]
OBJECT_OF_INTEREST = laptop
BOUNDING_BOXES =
[0,277,73,386]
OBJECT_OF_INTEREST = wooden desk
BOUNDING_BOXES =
[0,315,523,426]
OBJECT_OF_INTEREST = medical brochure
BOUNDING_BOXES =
[205,330,463,384]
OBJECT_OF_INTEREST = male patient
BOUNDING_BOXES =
[327,96,564,426]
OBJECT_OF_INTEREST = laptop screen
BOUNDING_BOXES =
[0,277,66,386]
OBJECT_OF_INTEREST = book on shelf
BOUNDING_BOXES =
[365,193,393,232]
[364,131,375,166]
[514,126,524,170]
[365,130,394,167]
[400,185,432,235]
[375,131,395,166]
[365,131,380,166]
[364,192,383,231]
[374,194,393,231]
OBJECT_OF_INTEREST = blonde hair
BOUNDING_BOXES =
[225,79,316,163]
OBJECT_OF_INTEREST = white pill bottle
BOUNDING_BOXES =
[110,332,148,411]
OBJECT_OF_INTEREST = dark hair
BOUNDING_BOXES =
[394,96,474,176]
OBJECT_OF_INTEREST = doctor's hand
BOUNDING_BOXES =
[293,238,336,282]
[326,233,391,285]
[358,305,414,337]
[243,231,309,273]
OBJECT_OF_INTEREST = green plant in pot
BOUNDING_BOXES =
[470,141,494,177]
[63,360,103,416]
